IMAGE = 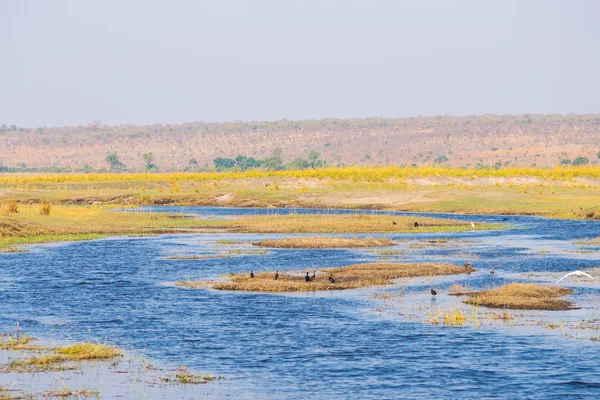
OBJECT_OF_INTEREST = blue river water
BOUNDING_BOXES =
[1,207,599,399]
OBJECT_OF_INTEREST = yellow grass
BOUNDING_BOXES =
[0,205,226,249]
[177,262,475,292]
[252,237,394,248]
[1,166,600,185]
[464,283,575,310]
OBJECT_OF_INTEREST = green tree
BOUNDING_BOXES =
[434,154,449,164]
[572,156,589,166]
[105,152,124,171]
[560,159,572,165]
[307,150,325,168]
[261,156,285,171]
[213,157,236,171]
[597,151,600,159]
[189,158,198,166]
[235,155,260,171]
[143,152,158,171]
[287,157,310,170]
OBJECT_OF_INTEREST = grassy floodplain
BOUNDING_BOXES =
[0,165,599,249]
[0,206,493,251]
[1,165,599,218]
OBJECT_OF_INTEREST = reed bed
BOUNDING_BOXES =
[177,262,475,292]
[464,283,575,310]
[252,237,394,249]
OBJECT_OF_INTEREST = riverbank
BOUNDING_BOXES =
[0,205,498,251]
[0,167,599,220]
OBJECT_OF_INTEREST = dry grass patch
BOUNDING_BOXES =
[229,214,497,234]
[252,236,393,249]
[178,262,475,292]
[464,283,575,311]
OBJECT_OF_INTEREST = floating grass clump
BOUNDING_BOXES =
[0,335,49,351]
[161,365,223,385]
[8,342,123,371]
[464,283,575,311]
[177,262,475,292]
[252,236,394,249]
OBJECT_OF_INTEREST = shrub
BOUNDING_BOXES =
[572,156,590,166]
[39,201,52,216]
[7,200,18,213]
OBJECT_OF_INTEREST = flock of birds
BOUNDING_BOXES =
[248,269,336,283]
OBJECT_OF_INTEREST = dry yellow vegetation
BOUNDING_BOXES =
[464,283,575,310]
[177,262,475,292]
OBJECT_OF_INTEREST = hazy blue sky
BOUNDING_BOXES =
[1,0,599,127]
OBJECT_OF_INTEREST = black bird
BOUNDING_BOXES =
[329,274,335,283]
[305,272,310,282]
[490,268,495,275]
[250,270,255,278]
[430,288,437,296]
[392,220,397,225]
[310,271,316,281]
[414,221,419,227]
[274,270,280,280]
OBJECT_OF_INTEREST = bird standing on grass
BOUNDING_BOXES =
[310,271,316,281]
[305,272,310,282]
[329,274,335,283]
[414,222,419,227]
[430,288,437,296]
[392,221,397,226]
[274,270,279,280]
[250,270,255,278]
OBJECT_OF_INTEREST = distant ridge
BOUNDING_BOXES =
[0,114,599,171]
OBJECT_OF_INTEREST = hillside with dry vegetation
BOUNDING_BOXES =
[1,114,599,171]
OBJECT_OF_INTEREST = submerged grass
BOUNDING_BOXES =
[177,262,475,292]
[160,365,223,385]
[8,342,123,372]
[464,283,575,310]
[252,236,394,249]
[0,335,50,351]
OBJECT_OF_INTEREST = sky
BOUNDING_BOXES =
[1,0,599,127]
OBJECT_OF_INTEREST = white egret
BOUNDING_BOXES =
[470,222,475,228]
[556,270,596,283]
